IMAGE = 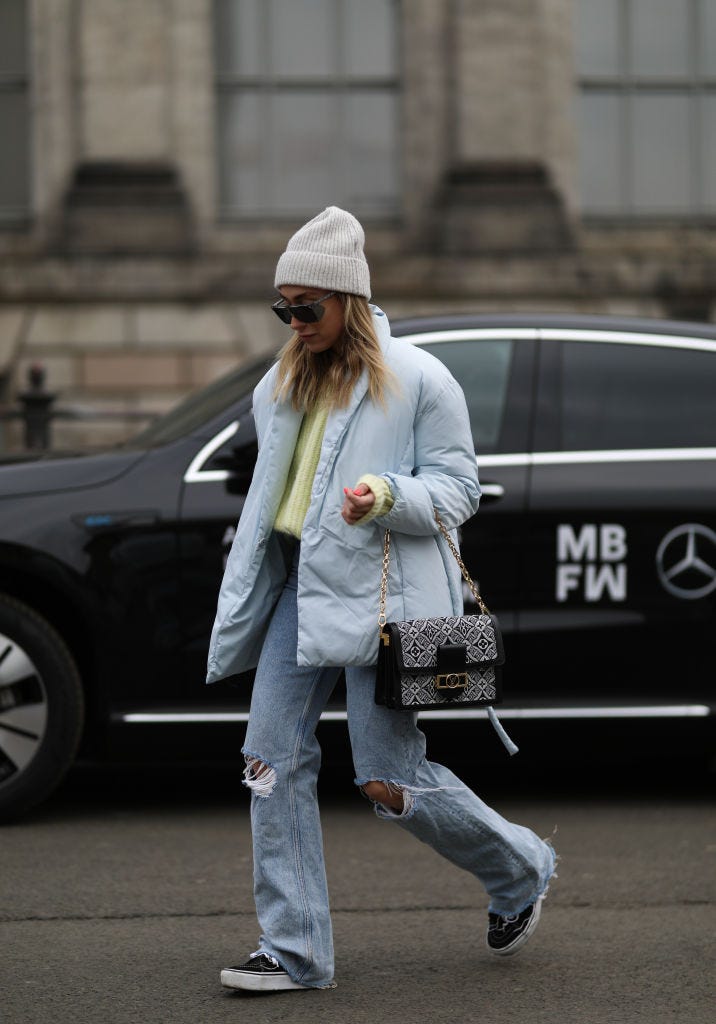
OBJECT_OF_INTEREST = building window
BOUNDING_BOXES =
[214,0,400,219]
[0,0,30,224]
[576,0,716,217]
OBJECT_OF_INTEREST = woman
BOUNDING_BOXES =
[206,206,556,993]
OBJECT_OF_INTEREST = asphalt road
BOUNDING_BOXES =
[3,756,715,1024]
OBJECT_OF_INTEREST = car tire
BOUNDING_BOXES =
[0,594,84,822]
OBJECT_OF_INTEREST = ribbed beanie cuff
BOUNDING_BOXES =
[274,206,371,298]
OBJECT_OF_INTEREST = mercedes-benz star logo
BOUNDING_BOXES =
[656,523,716,600]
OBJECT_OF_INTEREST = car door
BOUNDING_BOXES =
[412,329,538,691]
[175,401,259,698]
[522,327,716,711]
[169,356,275,701]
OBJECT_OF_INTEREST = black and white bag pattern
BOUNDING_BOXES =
[389,610,501,708]
[375,612,504,711]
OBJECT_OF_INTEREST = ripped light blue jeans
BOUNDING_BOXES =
[242,540,556,989]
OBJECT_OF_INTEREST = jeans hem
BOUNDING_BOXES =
[487,843,558,917]
[254,949,334,990]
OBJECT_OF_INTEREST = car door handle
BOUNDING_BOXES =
[480,483,505,502]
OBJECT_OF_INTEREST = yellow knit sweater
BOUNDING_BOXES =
[273,403,394,538]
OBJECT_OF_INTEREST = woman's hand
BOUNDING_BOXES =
[341,482,375,525]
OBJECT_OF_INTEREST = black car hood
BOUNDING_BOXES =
[0,448,146,498]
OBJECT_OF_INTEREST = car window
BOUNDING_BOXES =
[419,339,513,453]
[122,355,275,448]
[559,341,716,450]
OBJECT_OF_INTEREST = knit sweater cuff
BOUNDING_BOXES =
[353,474,394,524]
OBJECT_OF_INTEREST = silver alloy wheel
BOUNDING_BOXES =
[0,630,49,787]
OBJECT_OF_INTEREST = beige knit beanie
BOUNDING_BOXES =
[274,206,371,298]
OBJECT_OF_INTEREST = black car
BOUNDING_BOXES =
[1,313,715,818]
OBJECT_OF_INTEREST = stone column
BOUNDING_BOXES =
[31,0,78,238]
[56,0,194,254]
[433,0,577,253]
[167,0,216,231]
[401,0,454,244]
[76,0,171,160]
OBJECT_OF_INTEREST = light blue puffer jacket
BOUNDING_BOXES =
[205,306,481,683]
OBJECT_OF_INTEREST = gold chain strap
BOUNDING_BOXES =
[378,527,391,643]
[378,509,489,636]
[433,510,490,615]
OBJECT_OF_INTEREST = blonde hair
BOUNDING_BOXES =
[272,294,396,411]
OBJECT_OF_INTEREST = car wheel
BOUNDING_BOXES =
[0,594,84,821]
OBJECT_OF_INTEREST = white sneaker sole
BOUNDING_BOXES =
[487,896,543,957]
[220,967,306,992]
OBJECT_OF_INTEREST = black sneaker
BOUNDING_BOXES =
[486,896,544,956]
[220,953,305,992]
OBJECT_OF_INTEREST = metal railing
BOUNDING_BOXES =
[0,363,159,453]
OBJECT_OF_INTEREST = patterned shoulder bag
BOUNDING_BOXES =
[374,509,518,754]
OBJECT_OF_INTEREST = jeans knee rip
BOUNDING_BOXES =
[242,754,278,798]
[356,776,464,816]
[358,778,419,819]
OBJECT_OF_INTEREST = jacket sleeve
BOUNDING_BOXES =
[372,375,481,535]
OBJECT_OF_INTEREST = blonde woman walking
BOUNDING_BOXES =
[206,206,556,992]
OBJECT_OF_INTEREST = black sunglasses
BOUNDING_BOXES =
[271,291,336,324]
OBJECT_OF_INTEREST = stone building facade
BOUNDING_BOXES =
[1,0,715,451]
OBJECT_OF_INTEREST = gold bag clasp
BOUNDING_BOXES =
[435,672,468,690]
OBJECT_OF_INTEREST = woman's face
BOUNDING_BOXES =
[279,286,345,354]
